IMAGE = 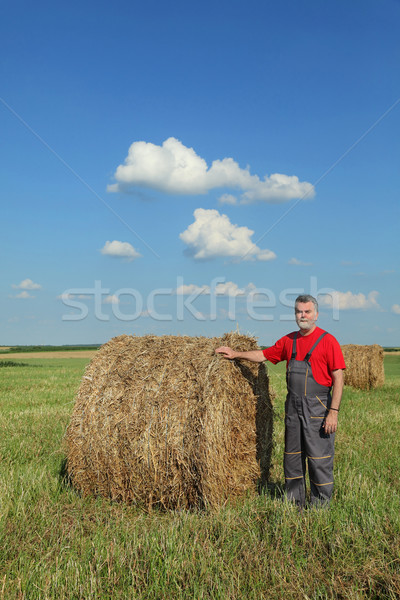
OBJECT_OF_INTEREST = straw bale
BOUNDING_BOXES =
[341,344,385,390]
[65,332,273,510]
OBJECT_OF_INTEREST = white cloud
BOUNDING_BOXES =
[391,304,400,315]
[214,282,247,296]
[57,293,92,300]
[12,278,41,290]
[175,281,255,297]
[288,257,313,266]
[14,291,34,299]
[101,240,141,260]
[256,249,277,261]
[319,290,381,310]
[175,284,210,295]
[180,208,276,261]
[103,295,120,304]
[108,137,314,203]
[218,193,238,205]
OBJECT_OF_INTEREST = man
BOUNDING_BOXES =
[215,294,345,507]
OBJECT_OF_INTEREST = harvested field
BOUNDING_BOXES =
[65,332,273,510]
[0,350,97,360]
[341,344,385,390]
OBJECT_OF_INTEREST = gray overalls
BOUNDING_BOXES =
[285,332,335,506]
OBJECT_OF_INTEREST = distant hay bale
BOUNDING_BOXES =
[341,344,385,390]
[65,332,273,510]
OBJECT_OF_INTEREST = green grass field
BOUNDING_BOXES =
[0,345,100,354]
[0,354,399,599]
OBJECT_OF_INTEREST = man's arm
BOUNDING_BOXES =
[215,346,266,363]
[323,369,344,434]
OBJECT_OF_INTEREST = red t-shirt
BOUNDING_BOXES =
[262,326,346,387]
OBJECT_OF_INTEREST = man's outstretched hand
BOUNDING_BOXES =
[215,346,236,360]
[215,347,266,363]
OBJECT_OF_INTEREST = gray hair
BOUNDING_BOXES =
[295,294,318,312]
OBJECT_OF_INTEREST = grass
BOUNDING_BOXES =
[0,345,100,354]
[0,355,399,599]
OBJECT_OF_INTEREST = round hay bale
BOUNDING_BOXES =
[65,332,273,509]
[341,344,385,390]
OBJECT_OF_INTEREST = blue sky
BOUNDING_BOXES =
[1,0,399,346]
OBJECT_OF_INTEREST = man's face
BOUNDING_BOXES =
[295,301,318,332]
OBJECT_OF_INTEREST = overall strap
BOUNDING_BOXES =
[304,331,328,362]
[290,333,298,360]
